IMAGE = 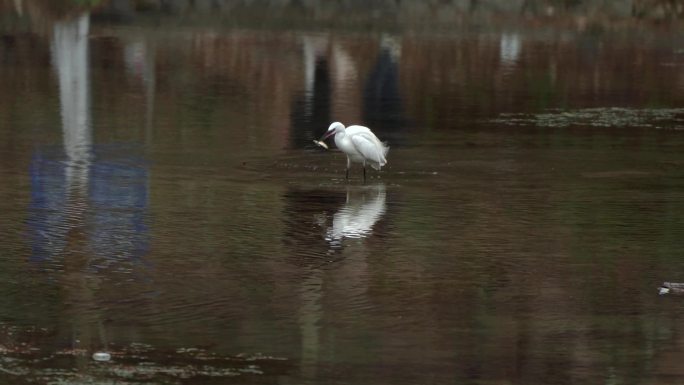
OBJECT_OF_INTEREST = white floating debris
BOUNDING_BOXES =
[92,352,111,362]
[313,140,328,150]
[659,282,684,295]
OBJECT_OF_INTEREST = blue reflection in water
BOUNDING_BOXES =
[28,13,149,272]
[28,147,150,268]
[28,150,69,263]
[89,150,149,268]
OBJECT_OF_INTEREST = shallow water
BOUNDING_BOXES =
[2,2,684,384]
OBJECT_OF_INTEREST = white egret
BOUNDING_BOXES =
[318,122,389,180]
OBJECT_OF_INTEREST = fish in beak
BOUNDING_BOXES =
[312,140,329,149]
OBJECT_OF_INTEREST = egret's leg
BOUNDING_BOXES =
[363,165,366,182]
[345,157,351,180]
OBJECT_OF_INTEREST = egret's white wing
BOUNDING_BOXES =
[350,132,388,166]
[346,125,388,154]
[345,125,373,136]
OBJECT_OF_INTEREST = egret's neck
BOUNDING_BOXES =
[332,130,346,149]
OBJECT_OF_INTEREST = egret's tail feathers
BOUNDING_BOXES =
[372,142,388,170]
[370,158,387,170]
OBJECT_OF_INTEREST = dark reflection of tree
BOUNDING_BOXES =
[363,40,406,143]
[290,58,331,149]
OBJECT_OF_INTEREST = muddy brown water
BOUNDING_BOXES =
[2,6,684,385]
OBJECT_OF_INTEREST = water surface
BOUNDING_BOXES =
[2,3,684,384]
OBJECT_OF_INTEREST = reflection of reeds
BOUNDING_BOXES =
[400,33,684,130]
[90,0,684,28]
[1,0,102,32]
[5,0,684,34]
[633,0,684,18]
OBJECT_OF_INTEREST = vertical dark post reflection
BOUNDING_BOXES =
[290,34,406,148]
[282,184,388,380]
[363,36,406,140]
[290,36,331,148]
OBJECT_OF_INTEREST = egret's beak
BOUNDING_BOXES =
[319,131,334,142]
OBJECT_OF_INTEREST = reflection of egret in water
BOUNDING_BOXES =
[326,184,387,248]
[285,184,387,381]
[282,184,387,257]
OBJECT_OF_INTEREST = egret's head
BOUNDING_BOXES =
[320,122,345,141]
